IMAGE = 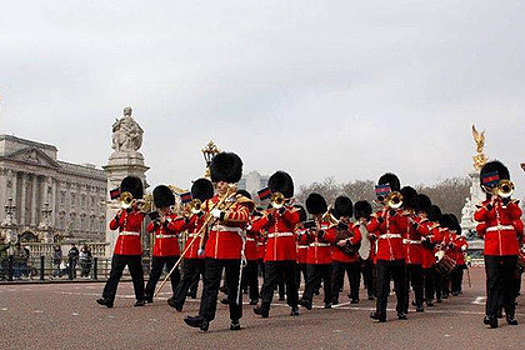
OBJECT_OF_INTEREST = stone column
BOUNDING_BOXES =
[0,169,7,224]
[20,172,27,226]
[51,178,57,227]
[30,174,38,227]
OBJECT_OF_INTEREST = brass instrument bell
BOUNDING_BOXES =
[386,191,404,209]
[270,192,285,209]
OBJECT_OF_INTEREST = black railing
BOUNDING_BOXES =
[0,255,153,283]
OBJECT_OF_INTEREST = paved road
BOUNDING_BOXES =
[0,267,523,350]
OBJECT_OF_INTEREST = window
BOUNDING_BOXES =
[71,193,76,206]
[80,215,86,231]
[81,194,86,206]
[60,192,66,205]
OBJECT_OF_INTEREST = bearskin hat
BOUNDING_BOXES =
[268,171,294,198]
[480,160,510,189]
[414,194,432,214]
[120,176,143,199]
[400,186,418,209]
[334,196,353,219]
[294,204,307,222]
[440,214,454,229]
[210,152,243,183]
[305,193,327,215]
[354,200,373,220]
[153,185,175,208]
[449,214,462,234]
[378,173,401,192]
[191,178,214,202]
[428,205,442,222]
[236,189,252,200]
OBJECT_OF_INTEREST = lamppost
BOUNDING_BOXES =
[201,140,220,178]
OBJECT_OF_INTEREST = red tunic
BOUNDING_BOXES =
[110,209,145,256]
[474,199,523,256]
[366,208,407,262]
[416,219,438,269]
[332,223,362,263]
[245,221,259,261]
[256,234,266,260]
[403,212,424,265]
[203,195,254,260]
[296,228,309,264]
[304,221,336,265]
[251,206,301,262]
[177,213,206,260]
[147,213,184,257]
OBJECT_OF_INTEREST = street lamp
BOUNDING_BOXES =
[201,140,220,178]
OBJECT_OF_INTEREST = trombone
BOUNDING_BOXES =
[118,191,153,213]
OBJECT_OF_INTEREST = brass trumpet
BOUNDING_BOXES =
[386,191,404,209]
[495,179,515,198]
[270,192,286,209]
[119,191,134,209]
[118,191,153,212]
[189,199,203,215]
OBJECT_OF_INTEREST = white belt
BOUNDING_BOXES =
[403,239,422,245]
[213,225,243,234]
[379,233,402,239]
[309,242,331,247]
[297,246,309,249]
[486,225,514,232]
[119,231,140,236]
[267,232,294,238]
[188,233,198,238]
[246,237,255,242]
[155,234,177,239]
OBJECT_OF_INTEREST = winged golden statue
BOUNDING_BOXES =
[471,125,488,170]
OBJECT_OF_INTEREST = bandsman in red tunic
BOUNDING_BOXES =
[331,196,362,305]
[238,190,261,306]
[400,186,425,313]
[184,152,254,332]
[144,185,184,303]
[298,193,336,310]
[355,200,376,300]
[169,178,214,311]
[474,160,523,328]
[252,171,301,318]
[97,176,146,308]
[448,215,468,296]
[366,173,408,322]
[295,206,309,294]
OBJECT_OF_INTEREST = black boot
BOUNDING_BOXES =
[290,306,300,316]
[145,294,153,303]
[167,298,182,311]
[134,300,145,307]
[397,312,408,320]
[230,320,241,331]
[483,315,498,329]
[96,298,114,308]
[506,315,519,326]
[298,298,312,310]
[370,311,386,322]
[253,305,269,318]
[184,315,209,331]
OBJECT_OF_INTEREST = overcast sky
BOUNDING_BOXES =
[1,1,524,197]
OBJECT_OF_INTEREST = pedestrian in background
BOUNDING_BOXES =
[79,245,92,278]
[52,245,62,278]
[68,243,79,279]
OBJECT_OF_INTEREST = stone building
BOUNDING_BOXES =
[0,135,107,243]
[238,171,269,198]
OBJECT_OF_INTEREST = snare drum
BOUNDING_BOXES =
[435,250,456,275]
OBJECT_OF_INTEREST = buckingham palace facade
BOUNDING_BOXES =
[0,135,107,243]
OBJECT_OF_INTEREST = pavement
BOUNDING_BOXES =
[0,267,523,350]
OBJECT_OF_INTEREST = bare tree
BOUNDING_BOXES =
[415,177,471,218]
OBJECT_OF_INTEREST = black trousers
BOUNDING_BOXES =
[434,269,443,300]
[199,258,242,322]
[424,267,435,302]
[376,259,406,316]
[145,256,180,299]
[260,261,298,312]
[362,259,376,298]
[241,260,260,301]
[188,261,204,298]
[485,255,518,318]
[302,264,333,305]
[451,265,465,294]
[405,264,424,312]
[102,254,145,302]
[332,261,361,303]
[173,258,205,307]
[295,263,307,292]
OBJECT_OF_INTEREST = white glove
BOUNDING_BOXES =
[211,208,222,219]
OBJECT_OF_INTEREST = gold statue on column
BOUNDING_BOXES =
[471,125,488,170]
[201,141,221,178]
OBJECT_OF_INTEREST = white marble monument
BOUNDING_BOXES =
[103,107,149,256]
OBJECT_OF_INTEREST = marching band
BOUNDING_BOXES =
[97,154,524,331]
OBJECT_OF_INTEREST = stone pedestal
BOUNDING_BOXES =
[460,170,485,248]
[102,151,149,256]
